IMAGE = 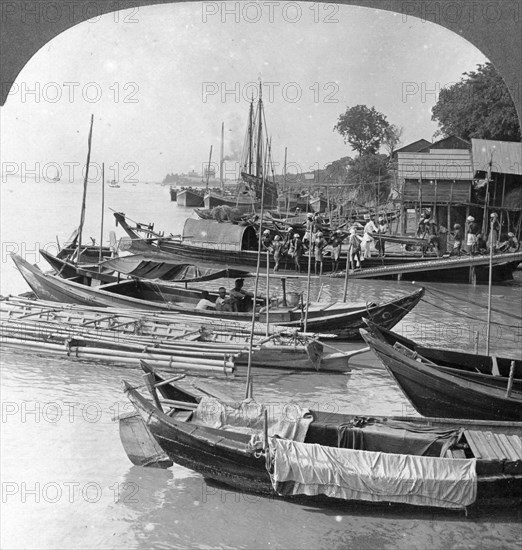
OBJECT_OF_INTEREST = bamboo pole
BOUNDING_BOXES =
[205,145,213,190]
[245,128,268,400]
[303,218,313,333]
[99,162,105,263]
[220,122,224,192]
[76,114,94,264]
[486,218,494,355]
[500,174,506,232]
[506,361,515,397]
[265,249,270,337]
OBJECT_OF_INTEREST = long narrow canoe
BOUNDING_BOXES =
[361,326,522,421]
[11,254,424,340]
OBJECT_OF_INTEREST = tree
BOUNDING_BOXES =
[431,62,521,141]
[347,154,391,204]
[334,105,390,156]
[325,156,351,182]
[382,124,404,157]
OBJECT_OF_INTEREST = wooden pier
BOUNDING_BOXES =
[344,251,522,281]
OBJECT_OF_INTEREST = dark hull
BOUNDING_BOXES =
[371,324,522,379]
[177,189,204,207]
[115,215,516,283]
[362,330,522,421]
[204,192,258,212]
[11,254,424,340]
[124,382,522,506]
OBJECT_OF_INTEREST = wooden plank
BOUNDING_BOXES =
[497,434,522,461]
[465,430,496,460]
[464,430,485,459]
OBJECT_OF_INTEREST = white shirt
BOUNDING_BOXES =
[196,299,216,310]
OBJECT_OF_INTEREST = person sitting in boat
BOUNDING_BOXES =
[229,279,254,312]
[196,290,216,311]
[450,223,464,256]
[499,232,520,253]
[215,287,232,312]
[272,235,283,272]
[288,233,303,272]
[314,232,327,276]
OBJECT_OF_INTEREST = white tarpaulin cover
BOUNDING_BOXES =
[270,438,477,509]
[191,397,313,441]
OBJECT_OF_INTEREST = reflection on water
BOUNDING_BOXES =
[1,179,521,548]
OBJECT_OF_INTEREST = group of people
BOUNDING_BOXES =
[196,279,254,313]
[451,213,519,256]
[258,212,391,275]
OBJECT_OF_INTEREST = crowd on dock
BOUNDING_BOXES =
[416,209,520,257]
[258,211,394,275]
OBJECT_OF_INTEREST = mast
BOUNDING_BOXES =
[220,122,224,192]
[205,145,213,190]
[486,216,494,355]
[245,148,269,400]
[248,96,254,175]
[76,114,94,264]
[256,82,263,178]
[284,147,289,217]
[98,162,105,264]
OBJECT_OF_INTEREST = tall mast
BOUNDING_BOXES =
[205,145,213,190]
[220,122,224,191]
[76,114,94,264]
[248,95,254,175]
[256,82,263,179]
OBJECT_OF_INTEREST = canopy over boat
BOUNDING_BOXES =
[99,254,252,282]
[182,219,258,251]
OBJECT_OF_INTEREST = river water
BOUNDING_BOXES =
[1,177,521,549]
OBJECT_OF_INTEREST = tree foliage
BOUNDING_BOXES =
[347,154,391,204]
[431,62,521,141]
[334,105,390,156]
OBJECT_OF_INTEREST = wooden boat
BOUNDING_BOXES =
[0,296,363,372]
[203,188,259,212]
[121,365,522,509]
[113,212,519,282]
[11,253,424,339]
[177,188,205,207]
[360,326,522,421]
[56,229,113,264]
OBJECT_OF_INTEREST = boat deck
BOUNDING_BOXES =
[465,430,522,463]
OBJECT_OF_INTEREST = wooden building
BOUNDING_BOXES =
[397,136,474,232]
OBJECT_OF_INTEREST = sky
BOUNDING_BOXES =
[0,1,488,182]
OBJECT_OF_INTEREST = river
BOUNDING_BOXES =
[1,177,521,549]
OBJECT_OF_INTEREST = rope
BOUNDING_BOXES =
[425,287,522,321]
[420,297,520,329]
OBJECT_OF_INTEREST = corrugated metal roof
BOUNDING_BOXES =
[398,150,474,180]
[471,138,522,176]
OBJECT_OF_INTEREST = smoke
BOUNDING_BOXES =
[223,113,244,162]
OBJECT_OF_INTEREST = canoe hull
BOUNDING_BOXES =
[11,254,424,340]
[124,382,522,507]
[362,330,522,421]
